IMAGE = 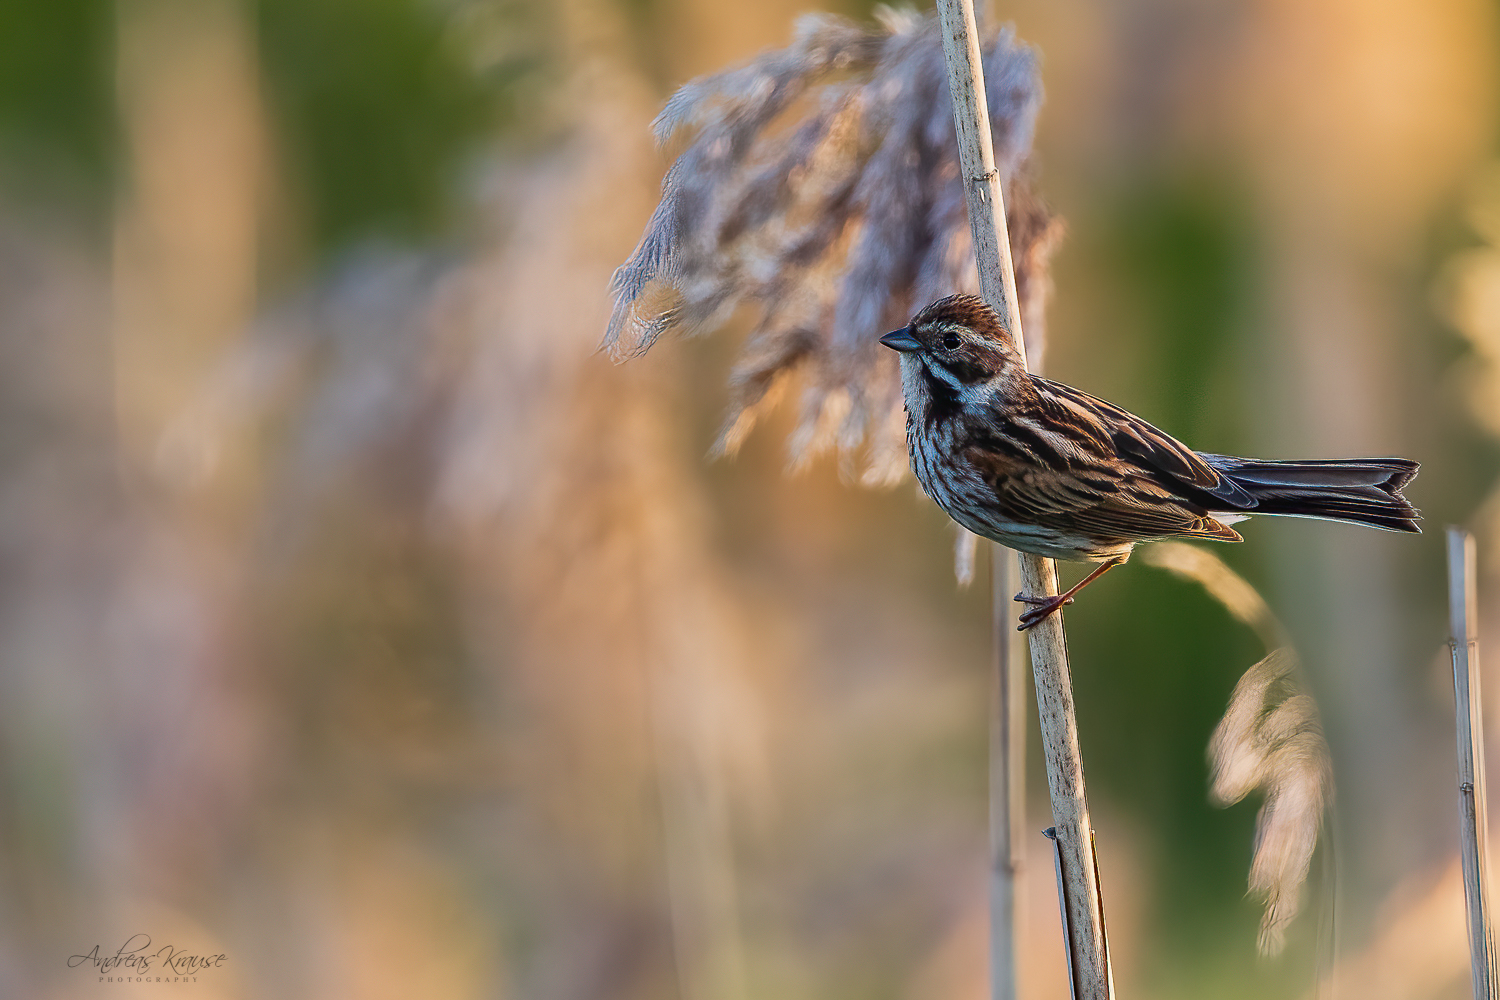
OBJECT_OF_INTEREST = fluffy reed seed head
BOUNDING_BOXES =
[1146,544,1333,955]
[604,8,1060,485]
[1209,649,1333,955]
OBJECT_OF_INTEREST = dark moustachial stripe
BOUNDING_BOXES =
[920,365,962,425]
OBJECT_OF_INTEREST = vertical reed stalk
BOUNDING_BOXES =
[1447,527,1498,1000]
[934,1,1114,995]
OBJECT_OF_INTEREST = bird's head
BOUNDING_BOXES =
[880,294,1025,413]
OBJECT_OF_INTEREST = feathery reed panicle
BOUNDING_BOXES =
[605,9,1060,484]
[1146,544,1332,956]
[1209,650,1332,955]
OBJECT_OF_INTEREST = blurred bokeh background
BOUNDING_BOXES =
[3,0,1499,998]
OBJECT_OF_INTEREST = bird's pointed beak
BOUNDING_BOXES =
[880,327,921,352]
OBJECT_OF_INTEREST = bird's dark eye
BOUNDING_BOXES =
[941,332,961,350]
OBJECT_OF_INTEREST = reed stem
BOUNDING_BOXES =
[934,2,1114,995]
[1447,527,1498,1000]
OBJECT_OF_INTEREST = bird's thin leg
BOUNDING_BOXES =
[1014,558,1123,631]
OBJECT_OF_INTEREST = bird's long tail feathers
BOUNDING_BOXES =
[1200,455,1421,533]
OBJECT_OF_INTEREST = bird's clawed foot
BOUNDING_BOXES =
[1013,592,1074,631]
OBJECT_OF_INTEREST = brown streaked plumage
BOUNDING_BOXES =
[880,294,1421,630]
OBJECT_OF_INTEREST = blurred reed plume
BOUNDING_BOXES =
[1145,544,1332,956]
[1208,650,1332,955]
[604,7,1061,485]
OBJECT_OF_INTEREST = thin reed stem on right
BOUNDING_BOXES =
[1447,527,1498,1000]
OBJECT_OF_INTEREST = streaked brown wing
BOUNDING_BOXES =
[1058,499,1244,542]
[966,449,1244,543]
[1033,378,1256,508]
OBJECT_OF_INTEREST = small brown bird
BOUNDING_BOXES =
[881,294,1420,630]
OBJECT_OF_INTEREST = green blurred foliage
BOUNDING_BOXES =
[1421,199,1500,526]
[255,0,500,254]
[0,0,528,256]
[1051,173,1321,998]
[1105,178,1255,448]
[0,0,114,208]
[1070,567,1303,996]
